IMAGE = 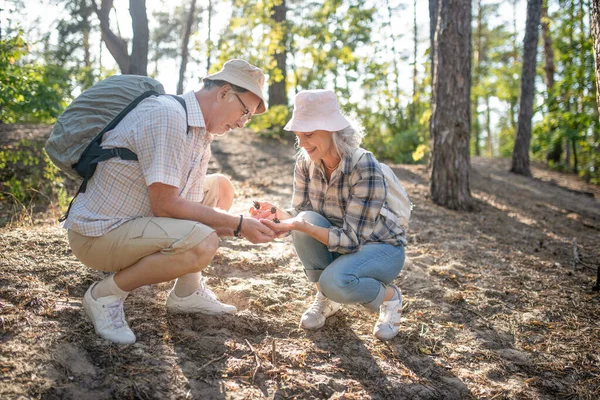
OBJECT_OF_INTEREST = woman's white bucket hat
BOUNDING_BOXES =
[284,89,351,132]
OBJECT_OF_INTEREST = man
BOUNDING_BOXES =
[64,59,274,344]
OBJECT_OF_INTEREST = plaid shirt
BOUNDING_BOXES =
[64,91,213,237]
[290,151,406,254]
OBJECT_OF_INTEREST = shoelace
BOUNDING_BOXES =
[105,299,126,329]
[197,277,218,301]
[307,294,329,314]
[378,300,400,325]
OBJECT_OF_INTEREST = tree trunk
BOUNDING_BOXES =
[178,0,197,95]
[268,0,288,106]
[510,0,542,177]
[429,0,439,85]
[509,0,519,133]
[541,1,561,164]
[592,0,600,149]
[541,2,555,90]
[542,11,559,172]
[428,0,440,150]
[430,0,474,211]
[473,0,483,157]
[206,0,213,73]
[485,95,493,156]
[94,0,130,73]
[411,0,418,124]
[129,0,149,75]
[385,0,401,106]
[593,1,600,115]
[92,0,149,75]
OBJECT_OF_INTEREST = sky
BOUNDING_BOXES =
[11,0,527,96]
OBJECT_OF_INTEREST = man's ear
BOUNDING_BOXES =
[217,84,231,101]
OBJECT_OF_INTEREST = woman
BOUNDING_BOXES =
[256,89,407,341]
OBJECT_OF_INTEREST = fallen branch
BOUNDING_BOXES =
[572,237,579,271]
[197,353,227,372]
[245,339,261,385]
[571,237,600,291]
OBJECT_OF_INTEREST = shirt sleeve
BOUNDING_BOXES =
[129,97,188,188]
[327,154,387,254]
[288,158,312,217]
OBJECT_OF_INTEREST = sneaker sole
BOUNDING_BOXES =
[166,306,237,315]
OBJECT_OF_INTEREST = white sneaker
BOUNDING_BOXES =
[373,284,403,341]
[82,283,136,344]
[300,292,341,330]
[166,279,237,315]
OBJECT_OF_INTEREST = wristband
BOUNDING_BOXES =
[233,215,244,238]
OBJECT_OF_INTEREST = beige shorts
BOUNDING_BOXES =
[68,174,223,273]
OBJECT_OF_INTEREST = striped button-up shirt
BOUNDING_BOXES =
[290,151,406,254]
[64,91,213,237]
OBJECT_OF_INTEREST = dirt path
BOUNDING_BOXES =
[1,126,599,399]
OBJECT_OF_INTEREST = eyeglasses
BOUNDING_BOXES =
[233,94,252,123]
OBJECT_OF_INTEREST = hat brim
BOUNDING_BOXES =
[283,114,351,132]
[203,71,267,114]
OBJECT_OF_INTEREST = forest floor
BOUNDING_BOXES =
[1,124,599,400]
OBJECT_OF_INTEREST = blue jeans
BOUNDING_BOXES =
[291,211,405,312]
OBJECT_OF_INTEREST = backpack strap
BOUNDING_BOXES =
[60,92,189,222]
[166,95,189,133]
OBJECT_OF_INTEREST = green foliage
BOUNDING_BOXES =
[530,0,599,183]
[248,105,290,138]
[0,139,69,214]
[0,31,71,123]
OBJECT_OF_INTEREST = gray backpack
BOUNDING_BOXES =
[45,75,187,220]
[351,148,412,228]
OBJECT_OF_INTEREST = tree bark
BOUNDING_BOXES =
[268,0,288,106]
[592,0,600,145]
[541,2,554,90]
[206,0,213,73]
[411,0,418,124]
[93,0,130,73]
[177,0,197,94]
[129,0,149,75]
[485,95,493,156]
[429,0,440,85]
[430,0,474,211]
[473,0,483,157]
[92,0,148,75]
[510,0,542,177]
[385,0,401,105]
[542,1,561,165]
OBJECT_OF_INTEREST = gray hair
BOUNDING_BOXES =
[297,117,366,162]
[203,79,248,94]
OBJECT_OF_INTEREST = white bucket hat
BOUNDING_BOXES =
[284,89,351,132]
[203,59,267,114]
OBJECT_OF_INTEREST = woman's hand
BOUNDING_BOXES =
[260,215,305,233]
[248,201,291,221]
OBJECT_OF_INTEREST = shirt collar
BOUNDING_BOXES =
[182,91,206,129]
[340,152,353,175]
[308,153,352,181]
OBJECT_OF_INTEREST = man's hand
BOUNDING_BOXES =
[240,216,277,243]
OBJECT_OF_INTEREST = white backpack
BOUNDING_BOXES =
[351,148,412,228]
